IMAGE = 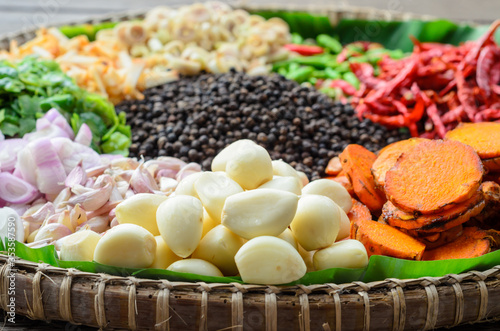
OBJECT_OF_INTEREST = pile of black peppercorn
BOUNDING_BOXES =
[117,71,410,179]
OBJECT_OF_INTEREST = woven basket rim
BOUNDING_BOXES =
[0,4,497,329]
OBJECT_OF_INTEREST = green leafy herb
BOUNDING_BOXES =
[0,56,130,154]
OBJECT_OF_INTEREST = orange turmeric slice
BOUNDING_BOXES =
[445,122,500,159]
[382,191,485,232]
[399,225,464,250]
[347,198,372,223]
[350,219,425,260]
[422,227,500,260]
[325,157,343,176]
[339,144,386,213]
[371,138,427,189]
[482,156,500,172]
[385,140,484,214]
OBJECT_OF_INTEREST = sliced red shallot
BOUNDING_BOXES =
[0,172,39,204]
[29,138,67,194]
[74,123,92,147]
[0,138,28,172]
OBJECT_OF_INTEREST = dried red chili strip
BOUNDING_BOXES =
[329,80,357,96]
[477,45,500,96]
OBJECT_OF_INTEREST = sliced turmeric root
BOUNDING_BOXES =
[422,227,500,260]
[469,181,500,230]
[399,225,464,250]
[325,157,343,176]
[350,219,425,260]
[381,191,485,232]
[371,137,427,189]
[339,144,386,213]
[385,140,484,214]
[445,122,500,159]
[482,156,500,172]
[347,198,372,223]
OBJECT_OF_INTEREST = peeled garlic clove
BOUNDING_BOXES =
[257,176,302,195]
[201,208,219,238]
[302,179,353,213]
[60,230,101,261]
[192,225,245,276]
[271,160,303,188]
[167,258,223,277]
[34,223,72,242]
[27,229,39,243]
[156,195,203,258]
[57,210,74,232]
[297,171,309,187]
[211,139,256,172]
[222,189,298,239]
[150,236,182,269]
[235,236,306,284]
[175,172,203,198]
[313,239,369,270]
[277,228,298,250]
[115,193,168,235]
[290,195,340,251]
[225,143,273,190]
[298,244,315,272]
[337,208,351,241]
[93,223,156,268]
[77,216,109,233]
[194,172,243,222]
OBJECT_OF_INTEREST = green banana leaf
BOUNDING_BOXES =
[252,10,500,52]
[3,239,500,285]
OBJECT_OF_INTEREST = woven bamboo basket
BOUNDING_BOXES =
[0,3,498,330]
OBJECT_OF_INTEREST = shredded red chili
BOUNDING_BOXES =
[351,20,500,138]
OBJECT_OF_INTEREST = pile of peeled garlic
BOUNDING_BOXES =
[51,140,369,284]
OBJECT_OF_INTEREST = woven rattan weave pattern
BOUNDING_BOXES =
[0,4,498,330]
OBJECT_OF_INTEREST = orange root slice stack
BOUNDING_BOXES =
[422,227,500,260]
[398,225,464,250]
[381,191,485,232]
[339,144,386,213]
[384,139,484,215]
[347,198,372,223]
[445,122,500,172]
[350,219,426,260]
[371,137,427,189]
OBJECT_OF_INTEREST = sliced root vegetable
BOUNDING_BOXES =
[399,225,464,250]
[482,156,500,172]
[469,181,500,229]
[371,137,427,189]
[93,223,156,268]
[325,157,343,176]
[313,239,369,270]
[290,195,340,251]
[350,219,426,260]
[192,225,245,276]
[423,227,500,260]
[302,178,353,213]
[339,144,386,213]
[156,195,203,258]
[382,191,485,232]
[150,236,182,269]
[115,193,168,235]
[0,173,39,204]
[347,199,372,223]
[59,230,101,261]
[385,140,484,214]
[221,189,298,239]
[167,259,223,277]
[445,122,500,159]
[235,236,306,284]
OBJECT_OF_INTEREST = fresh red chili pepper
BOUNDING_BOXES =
[329,80,357,96]
[283,44,324,56]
